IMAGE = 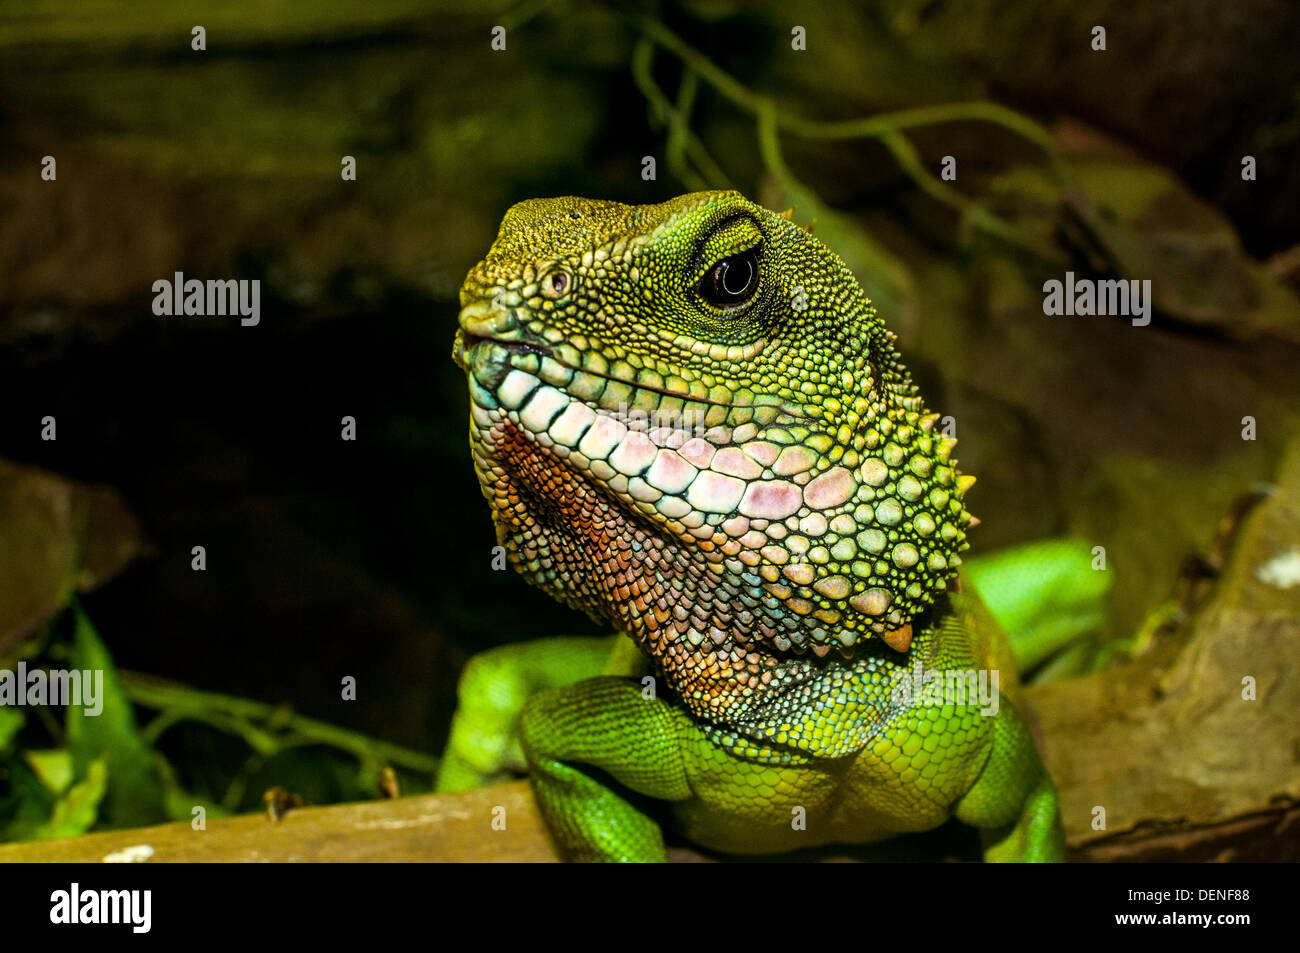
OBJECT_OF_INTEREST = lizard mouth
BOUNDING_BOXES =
[457,328,548,356]
[457,329,552,360]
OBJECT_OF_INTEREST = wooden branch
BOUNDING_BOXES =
[0,781,558,863]
[1073,805,1300,863]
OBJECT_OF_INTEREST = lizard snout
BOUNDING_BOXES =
[458,298,520,342]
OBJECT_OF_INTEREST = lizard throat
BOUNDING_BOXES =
[465,345,973,719]
[482,416,791,717]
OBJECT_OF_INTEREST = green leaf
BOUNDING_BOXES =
[23,748,74,795]
[66,607,166,828]
[0,759,58,842]
[32,757,107,840]
[0,707,23,749]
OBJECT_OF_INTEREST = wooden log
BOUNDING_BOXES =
[0,780,558,863]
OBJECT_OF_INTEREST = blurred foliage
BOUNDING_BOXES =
[0,602,435,843]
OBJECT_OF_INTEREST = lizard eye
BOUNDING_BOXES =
[542,270,570,298]
[699,249,759,309]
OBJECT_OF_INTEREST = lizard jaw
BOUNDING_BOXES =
[462,341,968,655]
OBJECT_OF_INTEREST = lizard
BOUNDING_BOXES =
[445,190,1066,862]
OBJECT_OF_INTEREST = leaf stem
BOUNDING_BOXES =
[120,670,439,776]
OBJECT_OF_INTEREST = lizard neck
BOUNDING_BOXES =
[695,598,960,763]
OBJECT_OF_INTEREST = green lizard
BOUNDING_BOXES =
[445,190,1066,862]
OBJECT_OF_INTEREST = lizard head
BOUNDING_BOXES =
[454,191,972,706]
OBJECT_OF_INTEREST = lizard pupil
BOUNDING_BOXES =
[701,250,758,308]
